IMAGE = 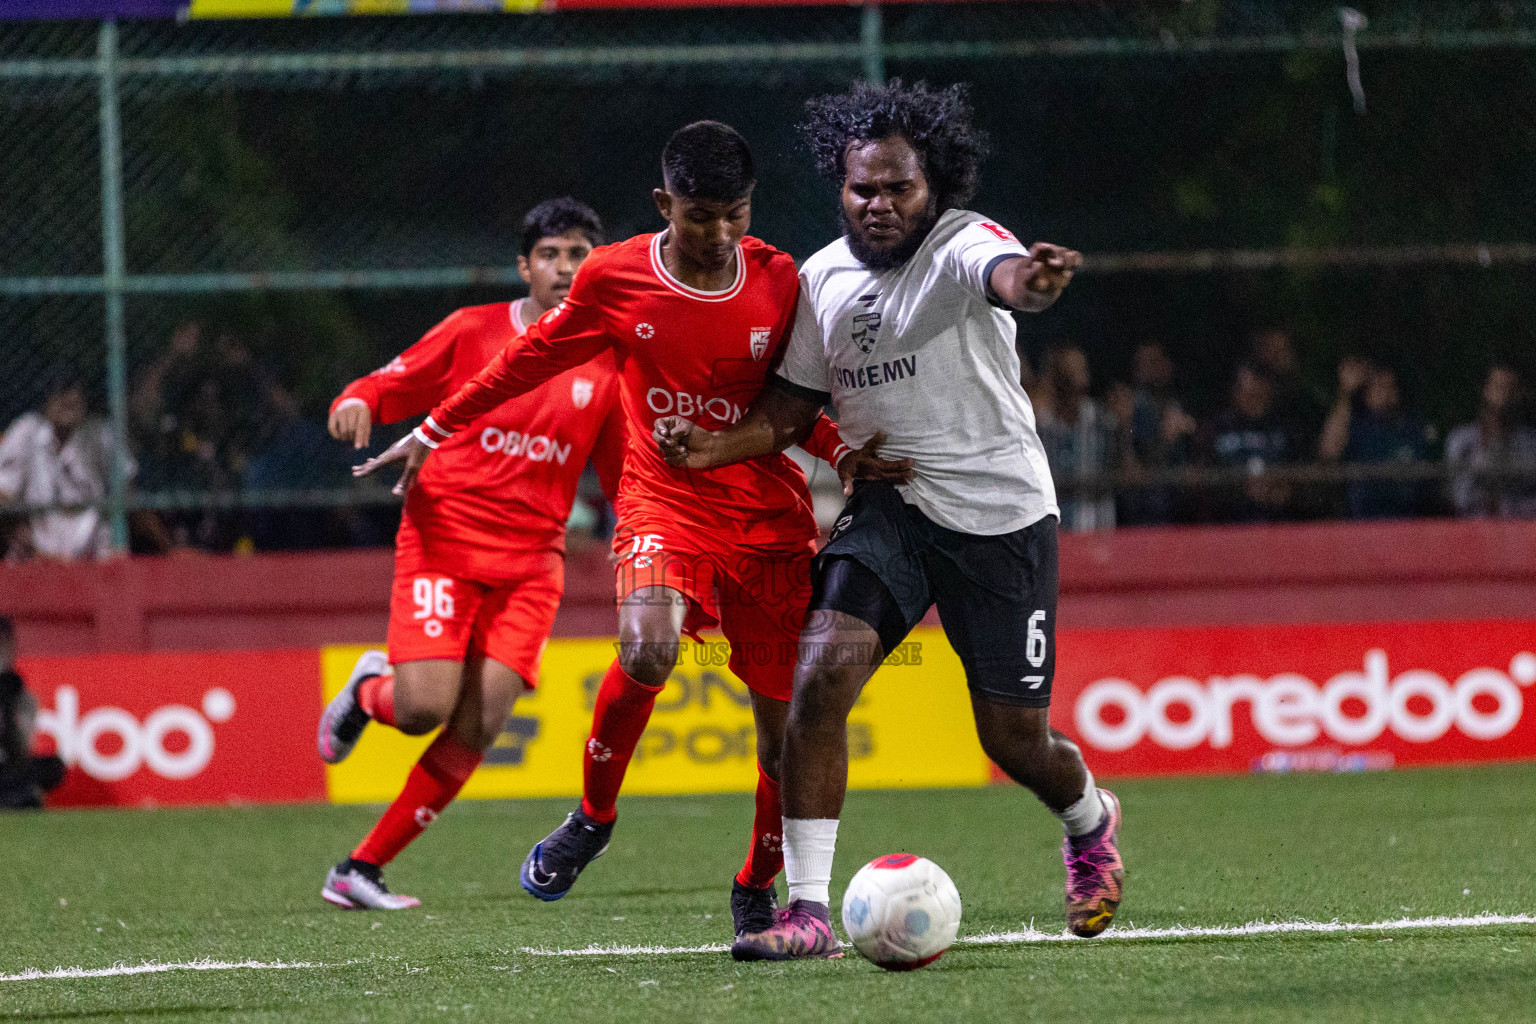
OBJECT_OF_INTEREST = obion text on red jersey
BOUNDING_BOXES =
[478,427,573,465]
[645,387,745,426]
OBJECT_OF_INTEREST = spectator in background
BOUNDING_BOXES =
[0,377,131,560]
[1202,364,1295,522]
[0,617,65,809]
[1109,342,1197,525]
[133,321,233,548]
[1036,345,1120,531]
[132,323,288,550]
[129,320,204,449]
[242,376,358,551]
[1250,328,1324,433]
[1446,365,1536,518]
[1318,357,1434,519]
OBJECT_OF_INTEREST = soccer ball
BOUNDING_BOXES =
[840,854,962,970]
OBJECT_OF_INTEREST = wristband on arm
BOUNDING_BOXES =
[412,416,453,450]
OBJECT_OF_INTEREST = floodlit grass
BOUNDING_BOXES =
[5,764,1536,1022]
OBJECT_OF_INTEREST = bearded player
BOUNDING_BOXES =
[357,122,909,939]
[317,198,625,910]
[654,81,1123,958]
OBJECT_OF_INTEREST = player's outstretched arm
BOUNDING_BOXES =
[990,242,1083,312]
[362,262,613,496]
[654,378,820,470]
[330,312,465,450]
[654,377,914,495]
[352,432,429,496]
[802,415,915,496]
[328,399,373,450]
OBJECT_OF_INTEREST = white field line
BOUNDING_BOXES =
[517,911,1536,957]
[0,958,326,982]
[963,911,1536,946]
[6,913,1533,980]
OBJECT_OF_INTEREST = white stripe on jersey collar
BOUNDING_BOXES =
[510,297,531,332]
[648,230,746,302]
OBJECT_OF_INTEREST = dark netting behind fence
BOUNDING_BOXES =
[2,1,1534,550]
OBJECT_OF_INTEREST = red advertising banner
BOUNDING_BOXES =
[1055,620,1536,776]
[23,650,328,807]
[14,619,1535,808]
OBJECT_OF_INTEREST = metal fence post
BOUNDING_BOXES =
[97,19,129,550]
[861,3,885,84]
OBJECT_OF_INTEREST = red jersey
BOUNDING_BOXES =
[425,233,849,548]
[334,299,625,582]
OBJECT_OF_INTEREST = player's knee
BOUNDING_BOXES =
[787,668,854,737]
[755,730,785,780]
[466,672,527,748]
[618,636,678,687]
[974,701,1051,769]
[459,713,505,751]
[393,696,451,736]
[978,725,1040,772]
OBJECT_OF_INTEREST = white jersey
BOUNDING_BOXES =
[779,209,1059,536]
[0,412,129,559]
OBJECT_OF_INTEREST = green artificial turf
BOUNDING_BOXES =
[4,764,1536,1022]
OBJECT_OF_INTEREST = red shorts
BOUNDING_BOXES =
[613,516,815,702]
[387,563,563,687]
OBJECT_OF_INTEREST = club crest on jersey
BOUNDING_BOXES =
[749,327,772,360]
[635,322,655,340]
[851,311,882,354]
[571,377,595,409]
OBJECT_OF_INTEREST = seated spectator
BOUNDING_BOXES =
[132,325,288,551]
[1110,342,1197,525]
[129,320,205,449]
[1036,345,1120,532]
[242,380,358,551]
[1318,358,1434,519]
[0,377,131,560]
[1250,328,1326,434]
[1446,365,1536,518]
[0,617,65,809]
[1201,364,1295,522]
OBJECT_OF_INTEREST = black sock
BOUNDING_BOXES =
[343,857,382,882]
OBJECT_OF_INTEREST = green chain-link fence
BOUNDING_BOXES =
[3,1,1535,550]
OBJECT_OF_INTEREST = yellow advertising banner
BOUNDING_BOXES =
[188,0,542,18]
[320,626,990,803]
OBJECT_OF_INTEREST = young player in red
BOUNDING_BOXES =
[317,198,626,910]
[357,123,910,940]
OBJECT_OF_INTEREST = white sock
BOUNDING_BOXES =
[783,817,840,905]
[1054,772,1105,837]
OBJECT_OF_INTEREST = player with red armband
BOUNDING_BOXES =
[356,123,911,942]
[317,198,625,910]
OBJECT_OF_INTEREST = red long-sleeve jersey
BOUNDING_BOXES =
[334,299,625,582]
[423,233,850,549]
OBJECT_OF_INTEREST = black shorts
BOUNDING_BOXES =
[808,482,1059,708]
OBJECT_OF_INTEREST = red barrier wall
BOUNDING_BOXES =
[3,518,1534,656]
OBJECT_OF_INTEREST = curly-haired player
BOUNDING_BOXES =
[654,81,1123,958]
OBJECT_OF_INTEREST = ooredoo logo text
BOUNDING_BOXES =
[1075,649,1536,752]
[36,686,238,782]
